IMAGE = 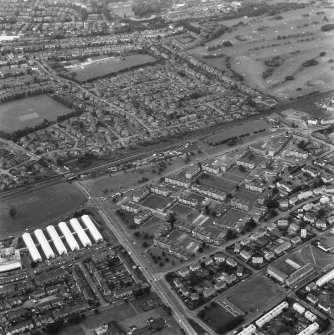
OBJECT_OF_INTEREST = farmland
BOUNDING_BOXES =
[0,182,87,235]
[0,95,72,132]
[187,6,334,100]
[69,54,157,82]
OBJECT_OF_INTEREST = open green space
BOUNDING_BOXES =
[70,54,157,82]
[170,203,194,215]
[0,95,72,132]
[226,275,284,314]
[221,208,248,223]
[0,182,87,235]
[204,119,269,145]
[141,194,165,209]
[199,302,238,333]
[197,173,238,192]
[187,7,334,100]
[237,189,260,203]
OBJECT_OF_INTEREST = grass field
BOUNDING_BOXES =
[170,203,194,215]
[237,189,260,203]
[221,208,248,223]
[141,194,165,209]
[0,95,72,132]
[204,119,269,145]
[70,54,157,82]
[187,6,334,100]
[200,303,237,331]
[0,182,86,235]
[226,275,284,314]
[198,173,238,192]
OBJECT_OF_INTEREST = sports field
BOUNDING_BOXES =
[187,7,334,100]
[225,275,284,314]
[0,182,87,235]
[0,95,72,132]
[70,54,157,82]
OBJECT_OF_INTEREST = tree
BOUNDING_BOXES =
[9,206,16,218]
[317,208,326,219]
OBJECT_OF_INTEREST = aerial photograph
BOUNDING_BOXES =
[0,0,334,334]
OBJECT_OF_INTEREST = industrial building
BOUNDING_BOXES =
[34,229,55,259]
[0,247,22,272]
[237,324,256,335]
[296,323,319,335]
[58,222,80,251]
[285,263,314,287]
[316,268,334,287]
[81,215,103,243]
[46,225,67,255]
[70,218,92,247]
[22,232,42,263]
[255,301,289,328]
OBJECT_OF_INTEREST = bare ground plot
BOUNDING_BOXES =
[187,7,334,100]
[70,54,157,82]
[0,182,86,236]
[197,173,238,192]
[0,95,72,132]
[224,275,284,314]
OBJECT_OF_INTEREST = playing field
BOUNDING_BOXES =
[0,182,87,235]
[0,95,72,132]
[187,6,334,100]
[70,54,157,82]
[226,275,284,314]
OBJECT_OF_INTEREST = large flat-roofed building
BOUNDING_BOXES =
[34,229,55,259]
[22,232,42,263]
[70,218,92,248]
[46,225,67,255]
[0,247,22,272]
[267,265,288,283]
[81,215,103,243]
[58,222,80,251]
[286,263,314,287]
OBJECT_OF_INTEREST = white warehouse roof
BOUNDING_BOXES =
[237,324,256,335]
[58,222,79,251]
[297,323,319,335]
[34,229,55,259]
[255,301,289,328]
[81,215,103,243]
[46,225,67,255]
[316,268,334,287]
[22,232,42,263]
[70,218,92,247]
